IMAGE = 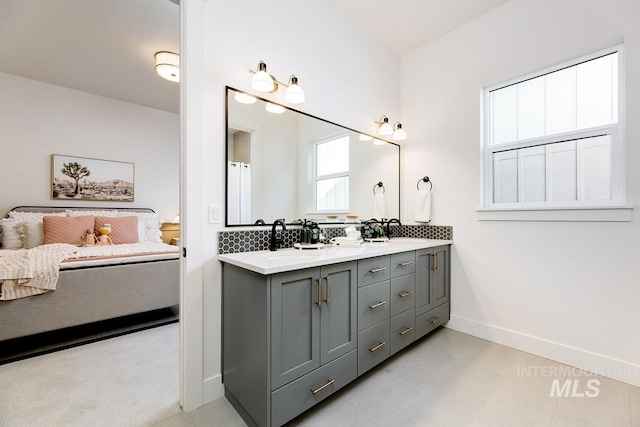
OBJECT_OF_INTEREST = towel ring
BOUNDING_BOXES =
[417,176,432,191]
[373,182,385,194]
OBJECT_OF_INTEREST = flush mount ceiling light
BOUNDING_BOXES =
[375,115,393,136]
[155,51,180,82]
[249,60,305,104]
[392,122,407,141]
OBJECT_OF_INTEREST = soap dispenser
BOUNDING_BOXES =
[299,219,311,245]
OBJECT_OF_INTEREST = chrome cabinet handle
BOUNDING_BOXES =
[369,301,386,310]
[399,261,413,267]
[399,326,413,336]
[317,278,322,307]
[369,267,386,273]
[311,378,335,394]
[432,253,439,271]
[430,316,441,324]
[399,290,413,298]
[369,342,386,352]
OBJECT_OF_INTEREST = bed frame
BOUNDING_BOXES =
[0,206,179,342]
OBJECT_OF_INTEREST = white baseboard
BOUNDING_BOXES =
[446,314,640,388]
[203,374,224,405]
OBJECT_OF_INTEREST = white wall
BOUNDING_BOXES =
[196,0,401,401]
[402,0,640,385]
[0,72,179,220]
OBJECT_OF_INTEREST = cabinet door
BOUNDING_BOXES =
[320,262,357,365]
[431,246,450,307]
[271,268,321,390]
[415,248,434,316]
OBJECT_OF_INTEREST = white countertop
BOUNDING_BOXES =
[218,238,452,275]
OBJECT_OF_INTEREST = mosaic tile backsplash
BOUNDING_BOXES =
[218,224,452,254]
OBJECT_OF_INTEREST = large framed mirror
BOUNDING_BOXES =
[226,87,400,226]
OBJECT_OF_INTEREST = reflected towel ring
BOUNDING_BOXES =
[417,176,432,191]
[373,182,385,194]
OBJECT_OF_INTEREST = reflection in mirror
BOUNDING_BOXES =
[226,87,400,226]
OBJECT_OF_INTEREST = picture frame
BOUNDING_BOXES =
[51,154,135,202]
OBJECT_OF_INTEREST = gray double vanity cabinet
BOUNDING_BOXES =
[219,239,451,427]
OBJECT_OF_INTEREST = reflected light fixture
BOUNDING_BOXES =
[155,51,180,82]
[234,92,257,104]
[359,134,373,141]
[376,115,393,136]
[392,122,407,141]
[249,60,305,104]
[265,102,286,114]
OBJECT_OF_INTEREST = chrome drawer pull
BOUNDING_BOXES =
[399,290,413,298]
[311,378,335,395]
[430,316,441,324]
[399,261,413,267]
[317,278,322,307]
[369,267,386,273]
[369,342,386,352]
[399,326,413,336]
[369,301,386,310]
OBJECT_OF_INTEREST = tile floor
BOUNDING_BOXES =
[154,328,639,427]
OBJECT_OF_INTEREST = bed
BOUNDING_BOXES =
[0,206,180,342]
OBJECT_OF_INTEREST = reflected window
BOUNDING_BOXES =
[483,46,623,208]
[315,135,349,211]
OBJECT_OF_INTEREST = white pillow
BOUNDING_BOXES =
[137,219,146,243]
[118,211,162,242]
[66,209,120,218]
[20,222,45,249]
[0,219,24,249]
[8,211,66,222]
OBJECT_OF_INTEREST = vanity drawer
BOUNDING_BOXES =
[390,252,416,278]
[357,255,390,287]
[390,274,415,317]
[357,319,390,376]
[357,281,390,331]
[415,302,450,339]
[390,308,415,355]
[271,350,357,427]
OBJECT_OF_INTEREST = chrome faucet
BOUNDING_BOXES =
[384,218,402,239]
[269,219,287,251]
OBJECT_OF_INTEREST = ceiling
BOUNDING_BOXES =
[0,0,508,114]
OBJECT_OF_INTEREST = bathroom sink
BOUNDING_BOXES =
[261,250,324,261]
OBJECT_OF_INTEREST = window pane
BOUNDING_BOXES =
[493,151,518,203]
[518,146,546,202]
[316,177,349,210]
[577,54,615,129]
[517,77,545,140]
[578,135,611,201]
[316,136,349,176]
[547,141,577,201]
[491,86,517,145]
[545,67,577,135]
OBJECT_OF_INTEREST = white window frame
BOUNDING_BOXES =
[313,133,350,213]
[479,45,632,221]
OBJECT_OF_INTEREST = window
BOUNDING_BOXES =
[314,135,349,211]
[481,46,628,220]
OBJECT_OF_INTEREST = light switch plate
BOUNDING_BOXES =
[208,204,222,224]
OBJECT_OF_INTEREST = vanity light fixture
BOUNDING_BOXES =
[249,60,305,104]
[234,92,257,104]
[155,51,180,82]
[375,115,393,136]
[392,122,407,141]
[265,102,286,114]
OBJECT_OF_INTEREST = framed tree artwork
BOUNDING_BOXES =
[51,154,135,202]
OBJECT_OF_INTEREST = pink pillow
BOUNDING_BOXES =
[94,216,138,244]
[43,216,94,245]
